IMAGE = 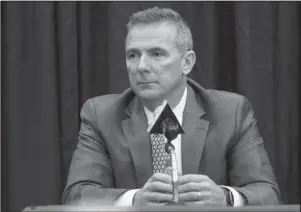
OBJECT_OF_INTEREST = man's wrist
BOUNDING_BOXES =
[220,185,246,206]
[221,186,234,206]
[132,189,140,206]
[115,189,140,206]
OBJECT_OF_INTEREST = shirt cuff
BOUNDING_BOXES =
[220,185,245,207]
[114,189,140,206]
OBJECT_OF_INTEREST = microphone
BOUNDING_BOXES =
[147,101,185,205]
[161,117,179,142]
[147,101,184,135]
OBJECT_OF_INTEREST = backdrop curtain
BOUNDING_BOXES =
[1,1,300,211]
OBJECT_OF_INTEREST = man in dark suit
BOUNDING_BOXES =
[62,7,281,206]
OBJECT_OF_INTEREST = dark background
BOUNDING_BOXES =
[1,1,300,211]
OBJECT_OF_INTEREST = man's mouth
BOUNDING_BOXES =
[138,81,157,85]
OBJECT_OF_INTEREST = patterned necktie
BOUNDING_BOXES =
[150,133,171,173]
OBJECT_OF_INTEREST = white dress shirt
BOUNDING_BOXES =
[115,87,245,206]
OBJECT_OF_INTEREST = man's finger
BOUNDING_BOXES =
[178,174,209,184]
[149,173,172,184]
[179,191,211,202]
[186,199,212,206]
[145,192,173,203]
[178,181,210,193]
[148,181,173,193]
[146,202,169,206]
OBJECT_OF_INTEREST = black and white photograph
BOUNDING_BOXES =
[1,1,300,211]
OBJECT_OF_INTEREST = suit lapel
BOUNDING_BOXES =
[182,85,209,175]
[121,97,153,188]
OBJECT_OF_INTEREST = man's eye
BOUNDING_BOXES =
[127,52,139,60]
[152,51,164,57]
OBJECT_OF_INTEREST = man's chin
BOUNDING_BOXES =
[137,90,162,100]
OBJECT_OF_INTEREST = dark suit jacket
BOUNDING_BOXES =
[62,78,281,205]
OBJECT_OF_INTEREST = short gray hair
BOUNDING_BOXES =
[126,6,193,51]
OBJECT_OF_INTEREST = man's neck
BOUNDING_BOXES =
[141,77,187,112]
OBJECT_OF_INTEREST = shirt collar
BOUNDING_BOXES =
[144,87,188,125]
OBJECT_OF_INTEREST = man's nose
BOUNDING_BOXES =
[137,55,149,72]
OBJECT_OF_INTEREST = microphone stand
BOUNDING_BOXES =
[165,142,183,205]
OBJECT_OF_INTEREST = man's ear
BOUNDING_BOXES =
[182,50,196,75]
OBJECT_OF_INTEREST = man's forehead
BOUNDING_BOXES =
[128,21,176,32]
[126,22,178,49]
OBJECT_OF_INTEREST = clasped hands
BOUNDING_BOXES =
[133,173,227,206]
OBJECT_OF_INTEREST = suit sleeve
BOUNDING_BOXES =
[62,99,128,205]
[228,97,282,205]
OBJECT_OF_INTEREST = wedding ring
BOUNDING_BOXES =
[197,191,201,200]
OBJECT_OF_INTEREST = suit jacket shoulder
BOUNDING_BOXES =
[187,78,258,153]
[86,88,134,115]
[188,78,251,122]
[81,88,137,129]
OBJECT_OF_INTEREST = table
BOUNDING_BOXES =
[23,204,300,212]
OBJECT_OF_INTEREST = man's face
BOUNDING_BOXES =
[125,22,186,101]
